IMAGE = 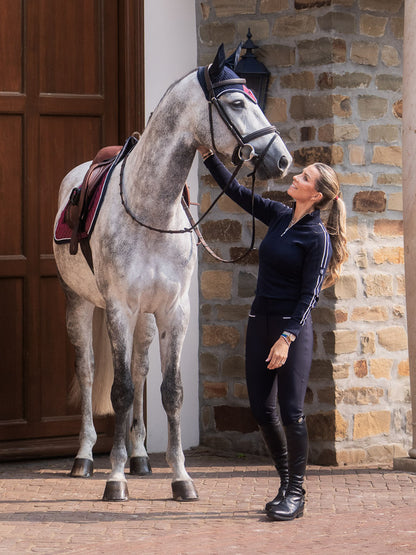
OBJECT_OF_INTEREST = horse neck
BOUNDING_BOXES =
[123,93,196,224]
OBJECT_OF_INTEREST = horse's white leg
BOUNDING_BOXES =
[129,313,157,475]
[157,299,198,501]
[102,304,135,501]
[64,287,97,478]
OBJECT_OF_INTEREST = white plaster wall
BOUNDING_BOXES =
[144,0,199,453]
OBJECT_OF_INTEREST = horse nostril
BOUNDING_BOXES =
[278,155,289,171]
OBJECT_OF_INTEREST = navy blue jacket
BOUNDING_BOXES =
[204,154,332,337]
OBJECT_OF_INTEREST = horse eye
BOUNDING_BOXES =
[231,99,245,109]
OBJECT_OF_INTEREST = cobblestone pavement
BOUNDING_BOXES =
[0,449,415,554]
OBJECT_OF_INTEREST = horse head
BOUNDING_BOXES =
[196,44,292,180]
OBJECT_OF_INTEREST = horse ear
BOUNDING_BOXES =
[209,43,226,80]
[225,43,243,71]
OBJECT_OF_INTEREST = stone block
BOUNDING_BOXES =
[295,0,331,9]
[363,273,393,296]
[337,386,384,405]
[280,71,315,90]
[377,326,408,351]
[376,74,402,92]
[359,0,402,13]
[317,386,336,404]
[260,0,289,13]
[381,45,400,67]
[336,449,367,465]
[265,97,287,122]
[318,123,360,142]
[293,146,343,166]
[202,324,240,348]
[238,271,257,298]
[217,195,246,214]
[333,274,358,299]
[370,358,393,379]
[355,249,368,269]
[393,304,405,318]
[332,363,350,379]
[312,307,336,325]
[298,38,346,66]
[349,145,366,166]
[346,216,359,241]
[300,126,316,141]
[390,18,404,40]
[338,172,372,186]
[361,332,375,355]
[396,275,405,295]
[310,358,333,380]
[290,95,351,120]
[307,410,347,441]
[227,248,259,266]
[234,382,248,399]
[199,22,236,46]
[203,381,228,399]
[351,306,388,321]
[354,359,368,377]
[216,304,251,321]
[200,352,220,376]
[368,444,408,463]
[373,246,404,265]
[318,11,355,34]
[372,146,402,167]
[351,41,379,66]
[237,20,269,41]
[211,0,256,17]
[377,173,402,186]
[398,359,409,377]
[388,193,403,212]
[201,406,214,431]
[259,44,295,68]
[200,219,242,242]
[374,219,403,236]
[353,410,391,440]
[353,191,386,213]
[214,405,258,432]
[360,14,388,37]
[357,95,388,119]
[273,15,316,36]
[323,330,357,354]
[393,99,402,119]
[222,355,245,378]
[368,125,400,143]
[318,72,371,89]
[201,270,233,300]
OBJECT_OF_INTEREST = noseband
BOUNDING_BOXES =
[119,66,281,263]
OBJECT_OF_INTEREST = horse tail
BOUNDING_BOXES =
[68,307,114,416]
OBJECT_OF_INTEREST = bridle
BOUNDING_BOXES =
[119,65,281,263]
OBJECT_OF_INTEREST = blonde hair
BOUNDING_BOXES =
[312,163,348,288]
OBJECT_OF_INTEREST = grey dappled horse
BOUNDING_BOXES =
[53,45,292,502]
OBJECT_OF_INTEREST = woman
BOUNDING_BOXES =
[199,147,348,521]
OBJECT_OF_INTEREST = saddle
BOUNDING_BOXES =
[65,145,123,257]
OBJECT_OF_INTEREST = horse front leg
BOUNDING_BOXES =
[129,313,157,475]
[102,305,135,501]
[158,301,198,502]
[64,290,97,478]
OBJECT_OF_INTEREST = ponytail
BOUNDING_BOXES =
[312,163,348,288]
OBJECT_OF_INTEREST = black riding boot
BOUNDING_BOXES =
[267,418,308,521]
[259,421,289,511]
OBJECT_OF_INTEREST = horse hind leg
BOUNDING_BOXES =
[129,313,157,476]
[65,289,97,478]
[158,303,198,502]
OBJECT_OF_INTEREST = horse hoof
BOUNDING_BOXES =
[130,456,152,475]
[172,480,199,502]
[102,481,129,502]
[70,458,93,478]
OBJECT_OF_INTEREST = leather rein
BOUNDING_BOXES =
[119,65,279,263]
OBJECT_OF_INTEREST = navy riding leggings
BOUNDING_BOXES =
[245,306,313,427]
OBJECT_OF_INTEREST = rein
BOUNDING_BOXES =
[119,65,279,263]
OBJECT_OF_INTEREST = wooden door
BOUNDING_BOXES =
[0,0,144,459]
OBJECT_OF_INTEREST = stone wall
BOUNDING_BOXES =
[196,0,410,464]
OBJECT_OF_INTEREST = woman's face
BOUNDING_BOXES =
[287,165,321,205]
